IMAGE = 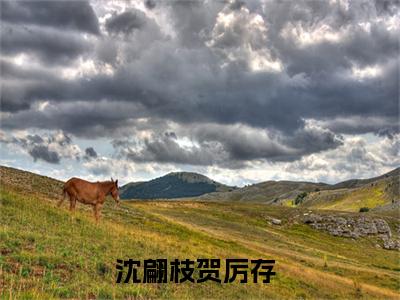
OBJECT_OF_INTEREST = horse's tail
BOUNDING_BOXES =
[58,185,68,207]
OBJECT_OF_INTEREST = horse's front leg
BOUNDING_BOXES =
[94,202,103,223]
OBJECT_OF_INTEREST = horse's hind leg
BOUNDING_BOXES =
[69,196,77,212]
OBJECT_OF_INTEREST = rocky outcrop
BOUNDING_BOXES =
[303,214,399,250]
[265,216,282,225]
[382,237,400,250]
[271,218,282,225]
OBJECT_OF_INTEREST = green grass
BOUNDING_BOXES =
[310,183,388,212]
[282,199,295,207]
[1,166,399,299]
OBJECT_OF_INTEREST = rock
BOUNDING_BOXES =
[271,218,282,225]
[303,214,322,224]
[303,213,394,247]
[335,217,347,225]
[383,238,400,250]
[374,219,391,237]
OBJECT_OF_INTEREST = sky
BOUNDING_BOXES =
[0,0,399,187]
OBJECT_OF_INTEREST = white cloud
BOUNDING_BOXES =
[207,5,282,72]
[351,64,382,80]
[281,22,344,47]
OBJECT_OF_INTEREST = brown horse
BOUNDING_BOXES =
[58,177,120,222]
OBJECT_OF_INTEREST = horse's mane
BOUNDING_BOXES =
[96,181,116,194]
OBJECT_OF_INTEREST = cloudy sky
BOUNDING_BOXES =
[0,0,399,186]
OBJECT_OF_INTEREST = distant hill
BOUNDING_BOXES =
[200,167,400,212]
[329,167,400,190]
[199,180,328,203]
[120,172,236,199]
[303,168,399,212]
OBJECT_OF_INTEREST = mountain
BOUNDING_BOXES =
[120,171,236,199]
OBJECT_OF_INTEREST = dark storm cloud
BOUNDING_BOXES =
[1,59,57,81]
[105,9,148,35]
[165,0,225,47]
[281,126,343,156]
[0,0,399,168]
[145,0,157,10]
[317,116,399,137]
[114,123,343,167]
[278,23,399,78]
[191,124,292,162]
[28,145,60,164]
[229,1,245,11]
[1,0,99,35]
[0,24,92,65]
[191,123,343,162]
[1,86,31,112]
[123,133,220,166]
[26,134,44,145]
[2,1,396,129]
[85,147,98,158]
[374,0,400,15]
[0,99,155,138]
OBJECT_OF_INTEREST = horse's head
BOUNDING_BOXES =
[110,178,120,205]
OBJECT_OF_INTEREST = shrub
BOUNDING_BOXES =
[96,262,110,276]
[359,207,369,212]
[294,192,308,205]
[323,254,328,268]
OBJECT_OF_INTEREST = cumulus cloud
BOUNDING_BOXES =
[0,0,398,181]
[0,131,81,164]
[1,1,397,132]
[285,133,400,183]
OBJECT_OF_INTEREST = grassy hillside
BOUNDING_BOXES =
[1,166,399,299]
[300,173,399,212]
[0,166,63,200]
[120,172,235,200]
